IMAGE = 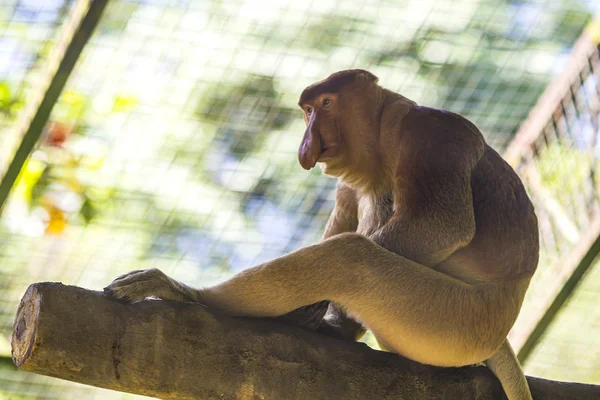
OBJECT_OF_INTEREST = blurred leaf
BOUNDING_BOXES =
[79,196,96,223]
[0,331,10,356]
[0,81,10,106]
[53,90,88,122]
[112,94,138,113]
[535,143,589,193]
[45,206,67,235]
[0,80,23,116]
[13,157,48,204]
[44,122,71,146]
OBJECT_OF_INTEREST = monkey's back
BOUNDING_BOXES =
[447,145,539,281]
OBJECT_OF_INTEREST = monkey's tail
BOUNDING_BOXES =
[485,339,532,400]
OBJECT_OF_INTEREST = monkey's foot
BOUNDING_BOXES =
[104,268,195,303]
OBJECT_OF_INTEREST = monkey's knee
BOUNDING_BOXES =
[324,232,370,245]
[322,232,381,260]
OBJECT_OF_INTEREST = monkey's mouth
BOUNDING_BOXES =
[318,144,340,161]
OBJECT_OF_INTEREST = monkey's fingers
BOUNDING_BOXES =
[104,268,178,302]
[104,281,156,303]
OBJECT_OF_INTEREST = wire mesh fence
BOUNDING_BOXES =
[0,0,598,398]
[0,0,76,176]
[506,34,600,382]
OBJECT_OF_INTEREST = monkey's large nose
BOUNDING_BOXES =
[298,129,322,170]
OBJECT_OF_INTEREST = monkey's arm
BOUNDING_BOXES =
[317,184,366,340]
[280,183,363,336]
[371,172,475,267]
[321,183,358,239]
[372,108,485,267]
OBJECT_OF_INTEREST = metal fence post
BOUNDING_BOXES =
[0,0,109,214]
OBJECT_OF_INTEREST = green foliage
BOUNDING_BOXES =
[0,81,23,117]
[196,74,295,159]
[0,0,598,396]
[96,1,140,35]
[535,143,591,194]
[53,90,88,122]
[299,15,373,53]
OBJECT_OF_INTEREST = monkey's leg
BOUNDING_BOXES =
[196,235,520,367]
[106,233,521,368]
[485,340,532,400]
[104,270,329,332]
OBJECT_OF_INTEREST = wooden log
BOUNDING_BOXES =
[11,282,600,400]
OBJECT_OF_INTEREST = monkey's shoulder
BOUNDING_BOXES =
[398,106,486,165]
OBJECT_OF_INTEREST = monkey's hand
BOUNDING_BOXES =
[104,268,200,303]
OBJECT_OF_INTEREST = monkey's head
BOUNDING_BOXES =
[297,69,382,178]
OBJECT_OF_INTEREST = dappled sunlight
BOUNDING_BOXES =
[0,0,599,398]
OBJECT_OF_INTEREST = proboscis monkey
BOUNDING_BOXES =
[106,69,538,400]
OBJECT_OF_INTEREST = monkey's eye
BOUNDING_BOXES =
[305,106,312,115]
[323,98,331,106]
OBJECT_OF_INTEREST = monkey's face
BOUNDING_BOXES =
[298,93,344,174]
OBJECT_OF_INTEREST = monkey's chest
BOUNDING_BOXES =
[356,194,395,238]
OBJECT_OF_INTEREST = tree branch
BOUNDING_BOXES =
[11,283,600,399]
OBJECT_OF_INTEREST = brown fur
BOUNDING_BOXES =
[298,69,378,106]
[106,69,538,400]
